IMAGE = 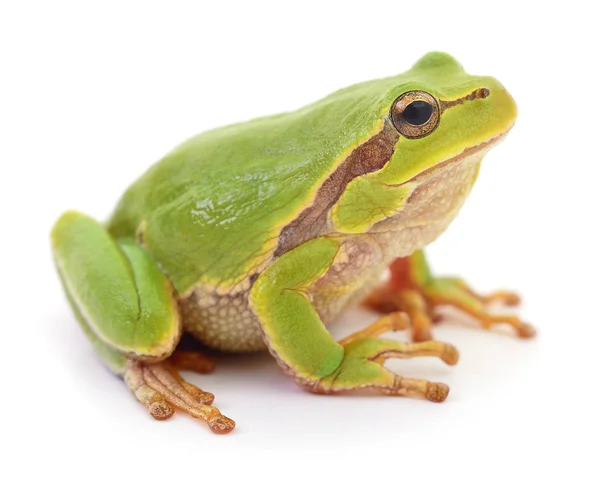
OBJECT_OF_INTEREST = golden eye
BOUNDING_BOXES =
[390,91,440,139]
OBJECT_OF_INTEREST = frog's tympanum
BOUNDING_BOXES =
[52,52,535,434]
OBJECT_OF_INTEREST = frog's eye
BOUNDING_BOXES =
[390,91,440,139]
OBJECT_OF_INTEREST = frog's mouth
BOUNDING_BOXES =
[405,128,512,185]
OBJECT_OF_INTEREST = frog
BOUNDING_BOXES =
[51,52,535,434]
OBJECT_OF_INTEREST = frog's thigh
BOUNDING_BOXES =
[53,212,235,433]
[249,237,345,381]
[51,211,181,372]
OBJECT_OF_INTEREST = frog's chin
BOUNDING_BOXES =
[367,128,511,241]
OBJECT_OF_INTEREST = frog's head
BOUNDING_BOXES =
[380,51,517,182]
[329,52,517,246]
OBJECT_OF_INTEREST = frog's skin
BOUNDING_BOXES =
[52,52,535,434]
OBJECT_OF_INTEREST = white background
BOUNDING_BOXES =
[1,1,598,483]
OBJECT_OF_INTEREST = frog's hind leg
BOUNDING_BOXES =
[363,250,536,341]
[51,211,235,434]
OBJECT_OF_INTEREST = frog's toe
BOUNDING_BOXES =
[474,312,537,339]
[412,324,434,343]
[516,322,537,339]
[124,359,235,434]
[377,374,452,402]
[208,415,236,434]
[425,382,450,403]
[481,290,522,307]
[167,353,216,404]
[147,399,175,420]
[363,286,437,343]
[125,377,175,420]
[421,279,536,339]
[178,381,215,405]
[440,344,460,365]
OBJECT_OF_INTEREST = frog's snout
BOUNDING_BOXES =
[482,77,519,127]
[475,87,490,99]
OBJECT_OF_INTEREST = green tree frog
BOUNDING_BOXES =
[51,52,535,434]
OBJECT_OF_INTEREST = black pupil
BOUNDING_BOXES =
[402,101,433,125]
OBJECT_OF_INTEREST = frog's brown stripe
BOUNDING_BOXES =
[440,87,490,111]
[273,120,400,257]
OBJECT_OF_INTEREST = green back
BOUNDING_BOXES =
[108,53,477,294]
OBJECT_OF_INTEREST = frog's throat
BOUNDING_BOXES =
[368,128,508,239]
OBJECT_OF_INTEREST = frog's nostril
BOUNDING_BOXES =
[476,88,490,99]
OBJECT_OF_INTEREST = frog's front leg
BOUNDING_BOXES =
[249,238,458,401]
[363,249,536,341]
[52,211,235,434]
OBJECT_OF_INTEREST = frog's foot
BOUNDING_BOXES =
[423,277,536,338]
[364,265,535,341]
[307,313,458,402]
[124,355,235,434]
